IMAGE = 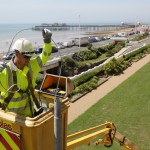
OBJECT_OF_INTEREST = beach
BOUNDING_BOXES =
[0,24,133,52]
[0,24,133,61]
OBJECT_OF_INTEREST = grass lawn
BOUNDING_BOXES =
[68,62,150,150]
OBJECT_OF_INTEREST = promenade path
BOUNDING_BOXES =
[68,53,150,124]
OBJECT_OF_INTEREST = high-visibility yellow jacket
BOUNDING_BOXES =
[0,43,52,117]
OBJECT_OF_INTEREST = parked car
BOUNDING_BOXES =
[128,32,134,35]
[3,52,14,60]
[62,41,73,47]
[88,37,97,43]
[107,34,113,39]
[35,47,43,54]
[103,36,110,40]
[57,42,66,49]
[35,46,58,54]
[95,37,101,41]
[101,36,106,41]
[118,32,127,37]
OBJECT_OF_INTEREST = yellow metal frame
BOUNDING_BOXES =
[66,122,141,150]
[67,122,115,150]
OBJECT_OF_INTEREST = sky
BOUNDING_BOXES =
[0,0,150,24]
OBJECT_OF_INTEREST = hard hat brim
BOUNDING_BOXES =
[21,51,35,57]
[23,54,33,57]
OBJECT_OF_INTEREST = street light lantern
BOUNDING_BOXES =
[137,21,140,26]
[121,22,124,25]
[121,22,124,30]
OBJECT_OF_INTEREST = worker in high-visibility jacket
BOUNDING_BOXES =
[0,29,52,117]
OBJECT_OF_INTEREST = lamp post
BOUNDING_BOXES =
[135,21,140,34]
[121,22,128,47]
[78,14,81,50]
[121,22,125,33]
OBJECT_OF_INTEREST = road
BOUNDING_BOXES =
[50,34,138,59]
[51,39,112,59]
[119,37,150,57]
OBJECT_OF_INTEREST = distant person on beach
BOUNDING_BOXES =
[0,28,52,117]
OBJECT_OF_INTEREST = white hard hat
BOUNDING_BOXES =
[12,38,35,56]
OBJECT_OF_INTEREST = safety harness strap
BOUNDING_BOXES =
[27,72,40,109]
[2,70,40,113]
[2,71,17,110]
[26,90,34,117]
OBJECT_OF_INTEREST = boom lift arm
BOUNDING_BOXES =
[67,122,140,150]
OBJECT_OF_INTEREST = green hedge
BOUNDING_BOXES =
[71,76,99,95]
[73,70,99,87]
[125,44,150,61]
[72,57,130,88]
[132,32,149,41]
[71,44,148,96]
[72,49,99,61]
[72,41,125,62]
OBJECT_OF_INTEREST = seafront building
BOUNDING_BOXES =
[141,24,150,32]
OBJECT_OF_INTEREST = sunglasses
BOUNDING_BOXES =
[23,55,31,59]
[20,51,34,59]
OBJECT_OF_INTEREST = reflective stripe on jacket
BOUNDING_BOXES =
[0,43,52,117]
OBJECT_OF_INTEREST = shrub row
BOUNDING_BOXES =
[124,44,150,61]
[62,41,126,76]
[71,76,99,95]
[72,41,125,62]
[72,49,99,61]
[72,57,130,87]
[132,32,149,41]
[72,44,150,90]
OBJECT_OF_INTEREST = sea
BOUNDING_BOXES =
[0,23,120,52]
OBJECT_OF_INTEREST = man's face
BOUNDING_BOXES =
[16,52,31,67]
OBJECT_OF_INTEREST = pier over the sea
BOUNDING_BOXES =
[32,23,133,31]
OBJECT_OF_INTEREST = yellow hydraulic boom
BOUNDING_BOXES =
[67,122,141,150]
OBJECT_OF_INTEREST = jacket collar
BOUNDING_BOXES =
[10,57,18,71]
